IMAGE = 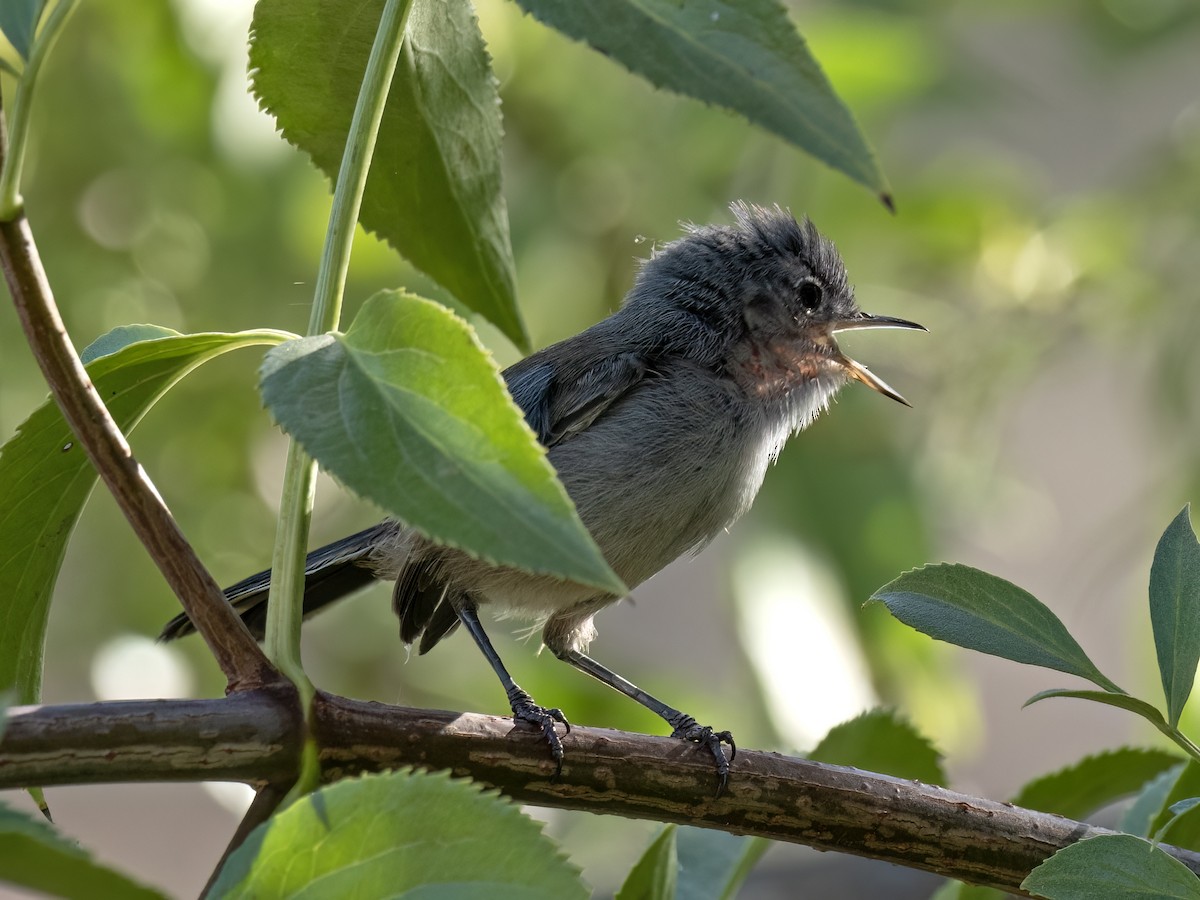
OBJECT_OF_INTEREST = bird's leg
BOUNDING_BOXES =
[555,648,735,795]
[456,601,570,776]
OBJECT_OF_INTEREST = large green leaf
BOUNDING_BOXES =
[250,0,525,348]
[870,564,1120,692]
[1021,834,1200,899]
[210,769,586,898]
[1010,748,1183,821]
[259,291,623,594]
[1150,506,1200,727]
[0,326,292,703]
[616,826,677,900]
[809,708,945,785]
[0,0,42,61]
[513,0,887,200]
[675,828,769,900]
[0,804,164,899]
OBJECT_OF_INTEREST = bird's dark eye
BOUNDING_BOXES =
[798,280,823,311]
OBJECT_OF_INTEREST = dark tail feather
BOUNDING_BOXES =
[158,522,398,642]
[393,557,462,655]
[417,599,461,655]
[394,558,444,645]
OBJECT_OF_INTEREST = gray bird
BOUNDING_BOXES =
[161,202,924,791]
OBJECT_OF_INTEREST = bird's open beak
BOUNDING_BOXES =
[832,312,926,334]
[831,313,926,407]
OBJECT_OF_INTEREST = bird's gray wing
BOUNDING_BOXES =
[505,351,649,448]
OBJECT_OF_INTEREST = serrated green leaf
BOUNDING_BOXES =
[259,290,623,594]
[675,828,769,900]
[870,564,1120,692]
[1021,834,1200,899]
[513,0,887,198]
[0,804,164,899]
[250,0,525,348]
[210,769,586,898]
[616,826,677,900]
[1150,506,1200,727]
[1123,765,1186,837]
[1010,748,1184,821]
[0,327,292,702]
[809,708,945,785]
[0,0,42,61]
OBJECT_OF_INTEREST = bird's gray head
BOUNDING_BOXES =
[622,201,924,405]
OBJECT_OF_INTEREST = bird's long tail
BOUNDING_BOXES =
[158,521,398,641]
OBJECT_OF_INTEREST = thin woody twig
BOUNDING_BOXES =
[1,693,1193,896]
[203,779,296,898]
[0,102,277,692]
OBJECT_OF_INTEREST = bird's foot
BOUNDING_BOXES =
[508,687,570,779]
[667,712,736,796]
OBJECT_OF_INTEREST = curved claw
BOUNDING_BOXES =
[668,714,736,797]
[511,696,570,779]
[719,731,737,761]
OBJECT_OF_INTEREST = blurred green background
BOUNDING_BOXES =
[2,0,1200,896]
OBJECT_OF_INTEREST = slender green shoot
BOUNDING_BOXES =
[263,0,415,800]
[0,0,79,219]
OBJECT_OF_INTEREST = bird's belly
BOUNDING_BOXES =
[552,414,770,594]
[466,370,781,615]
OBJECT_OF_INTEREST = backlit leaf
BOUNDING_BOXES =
[1011,748,1183,821]
[809,708,945,785]
[210,769,586,898]
[250,0,525,347]
[259,291,622,594]
[0,326,291,702]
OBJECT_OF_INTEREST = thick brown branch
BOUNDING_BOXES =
[0,111,275,691]
[2,693,1195,896]
[0,692,300,786]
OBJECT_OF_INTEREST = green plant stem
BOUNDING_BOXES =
[263,0,414,798]
[1158,723,1200,768]
[0,0,79,218]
